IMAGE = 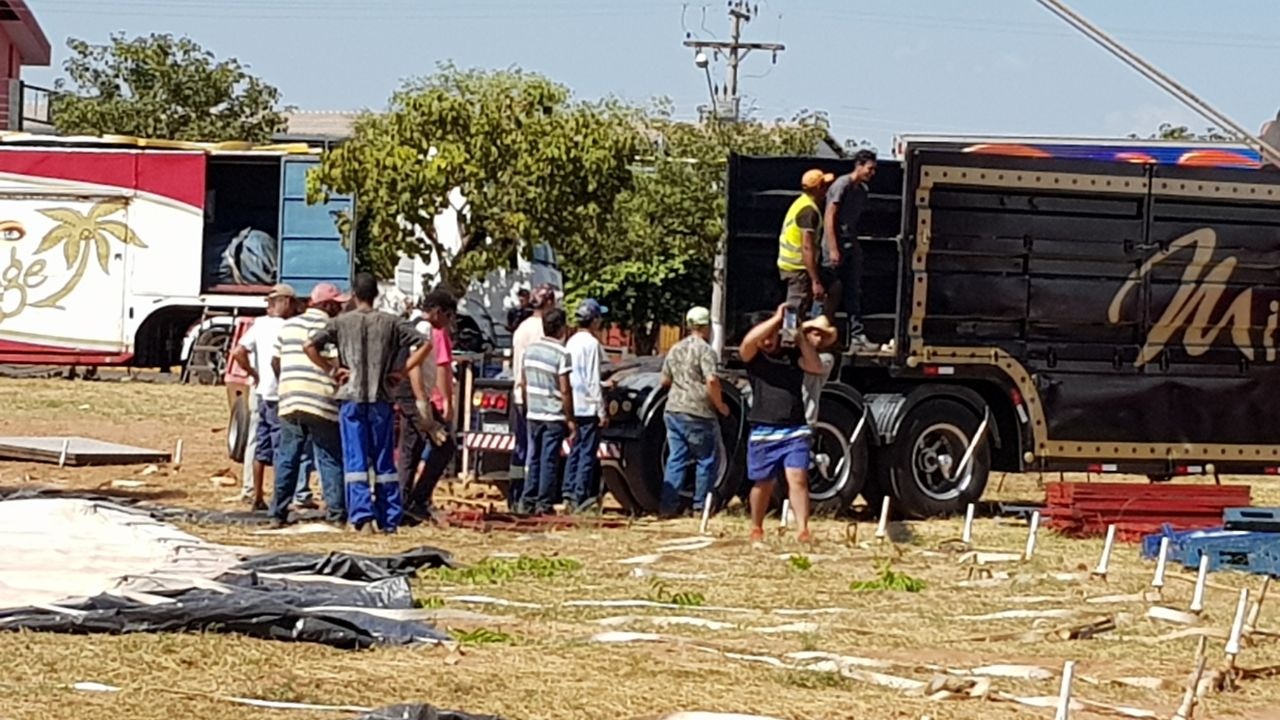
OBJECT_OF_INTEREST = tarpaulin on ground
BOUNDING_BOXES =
[0,496,454,649]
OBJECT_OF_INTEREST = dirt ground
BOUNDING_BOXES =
[3,376,1280,720]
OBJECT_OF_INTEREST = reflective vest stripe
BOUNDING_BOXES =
[777,194,819,272]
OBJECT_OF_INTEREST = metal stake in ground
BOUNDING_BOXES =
[1151,537,1170,598]
[1244,576,1270,638]
[962,502,976,546]
[1024,510,1041,561]
[699,493,713,535]
[1224,587,1250,685]
[173,438,184,469]
[875,496,891,543]
[779,499,791,529]
[1092,524,1117,580]
[57,438,70,468]
[1053,659,1076,720]
[1189,554,1209,614]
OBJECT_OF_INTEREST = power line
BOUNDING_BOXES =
[682,1,784,122]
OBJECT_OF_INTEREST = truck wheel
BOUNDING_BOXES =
[602,461,643,516]
[772,400,868,516]
[622,397,747,515]
[187,326,231,386]
[227,393,249,463]
[887,399,990,518]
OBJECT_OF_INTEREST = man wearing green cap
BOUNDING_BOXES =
[659,306,730,517]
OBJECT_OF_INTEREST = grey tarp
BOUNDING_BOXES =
[0,495,455,649]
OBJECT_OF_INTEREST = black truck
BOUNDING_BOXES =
[590,136,1280,518]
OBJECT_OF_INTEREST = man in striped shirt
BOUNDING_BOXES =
[516,307,575,516]
[270,283,349,527]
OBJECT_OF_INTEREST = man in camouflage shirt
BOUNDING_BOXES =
[659,306,730,517]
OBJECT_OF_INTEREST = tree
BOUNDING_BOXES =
[563,103,832,353]
[51,33,286,142]
[307,63,641,290]
[1134,122,1231,142]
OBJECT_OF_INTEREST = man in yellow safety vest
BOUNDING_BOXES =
[777,169,834,319]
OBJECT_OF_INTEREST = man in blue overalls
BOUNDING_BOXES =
[305,273,431,533]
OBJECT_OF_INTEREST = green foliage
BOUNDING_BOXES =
[428,556,582,585]
[308,62,642,285]
[848,561,926,593]
[646,578,706,607]
[1134,123,1232,142]
[565,103,832,340]
[51,33,286,142]
[449,627,515,646]
[414,595,445,609]
[788,554,813,571]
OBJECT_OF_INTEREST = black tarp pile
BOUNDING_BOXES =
[0,492,457,650]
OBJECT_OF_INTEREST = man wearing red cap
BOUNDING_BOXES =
[271,282,350,526]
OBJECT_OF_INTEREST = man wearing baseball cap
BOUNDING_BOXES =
[777,169,835,320]
[269,282,350,527]
[232,283,298,512]
[508,283,558,508]
[563,298,611,513]
[659,305,730,517]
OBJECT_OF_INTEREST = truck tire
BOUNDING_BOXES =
[887,398,990,518]
[622,396,748,515]
[227,394,250,464]
[187,325,232,386]
[771,399,868,516]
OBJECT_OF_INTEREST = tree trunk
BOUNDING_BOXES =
[632,323,659,356]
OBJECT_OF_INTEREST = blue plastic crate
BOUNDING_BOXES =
[1183,532,1280,576]
[1141,525,1234,565]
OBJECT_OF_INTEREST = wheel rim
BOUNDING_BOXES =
[808,420,851,502]
[910,422,973,501]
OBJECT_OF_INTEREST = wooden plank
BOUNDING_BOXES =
[0,436,170,466]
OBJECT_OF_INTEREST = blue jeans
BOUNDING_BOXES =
[662,412,719,514]
[274,413,345,523]
[563,416,600,508]
[340,401,401,532]
[520,419,567,514]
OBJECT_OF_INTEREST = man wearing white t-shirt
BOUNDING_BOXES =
[232,284,297,511]
[564,298,610,513]
[508,284,557,508]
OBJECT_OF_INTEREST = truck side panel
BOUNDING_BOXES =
[908,150,1280,468]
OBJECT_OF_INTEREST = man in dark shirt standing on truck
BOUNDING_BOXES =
[739,304,828,546]
[305,272,432,533]
[823,149,877,348]
[777,169,835,319]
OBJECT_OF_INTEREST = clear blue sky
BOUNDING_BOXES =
[22,0,1280,152]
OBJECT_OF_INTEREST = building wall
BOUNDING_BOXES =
[0,32,15,129]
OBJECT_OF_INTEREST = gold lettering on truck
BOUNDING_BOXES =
[1109,228,1264,367]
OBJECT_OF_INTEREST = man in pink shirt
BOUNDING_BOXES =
[405,290,458,520]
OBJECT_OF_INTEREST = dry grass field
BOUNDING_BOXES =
[2,376,1280,720]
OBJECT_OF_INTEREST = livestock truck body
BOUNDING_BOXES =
[452,135,1280,518]
[0,135,354,378]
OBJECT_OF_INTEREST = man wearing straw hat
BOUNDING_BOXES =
[739,304,828,546]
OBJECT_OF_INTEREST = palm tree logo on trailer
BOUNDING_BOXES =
[0,200,146,324]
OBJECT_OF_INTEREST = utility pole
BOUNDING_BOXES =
[683,1,784,122]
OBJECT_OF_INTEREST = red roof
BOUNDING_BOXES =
[0,0,50,67]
